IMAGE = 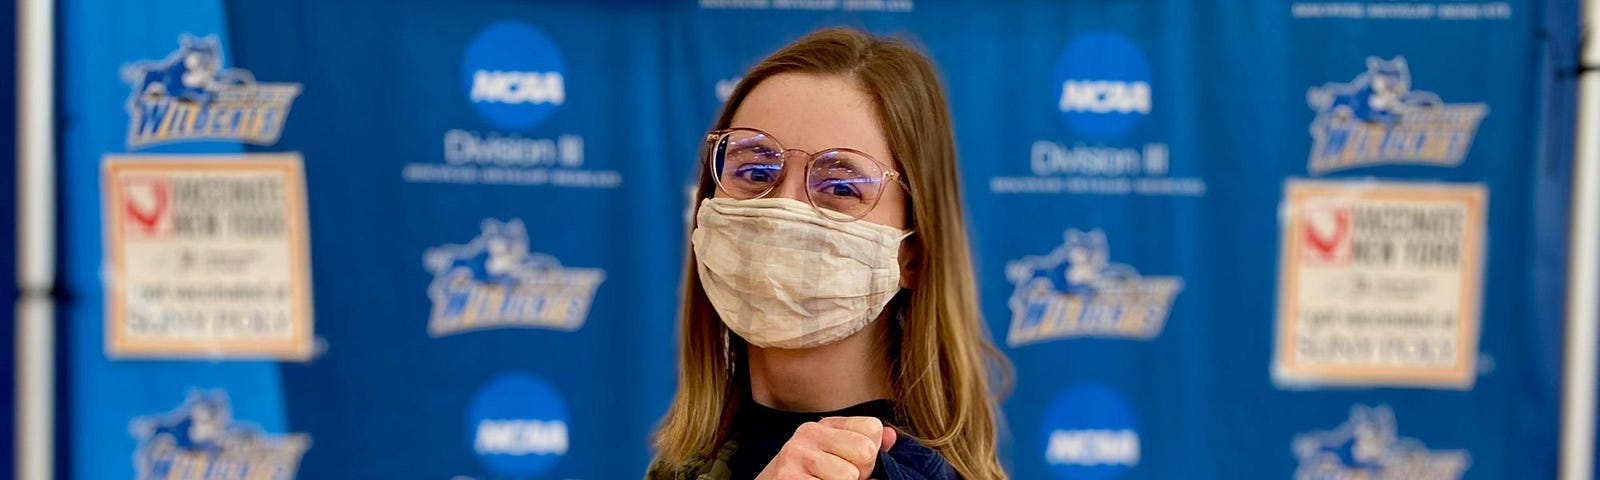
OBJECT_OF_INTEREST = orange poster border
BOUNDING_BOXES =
[1274,179,1486,389]
[103,153,314,361]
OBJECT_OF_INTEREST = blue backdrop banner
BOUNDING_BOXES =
[54,1,1578,479]
[3,0,16,473]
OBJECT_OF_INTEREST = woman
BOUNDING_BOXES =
[649,27,1010,480]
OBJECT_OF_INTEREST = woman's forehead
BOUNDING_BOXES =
[728,73,893,162]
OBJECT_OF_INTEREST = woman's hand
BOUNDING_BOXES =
[756,416,899,480]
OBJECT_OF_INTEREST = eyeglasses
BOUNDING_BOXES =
[704,127,907,222]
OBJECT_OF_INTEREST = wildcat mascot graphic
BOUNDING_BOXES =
[120,34,301,148]
[1005,229,1183,345]
[1305,56,1487,174]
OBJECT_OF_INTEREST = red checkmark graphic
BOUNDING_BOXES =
[124,178,170,234]
[1304,208,1350,262]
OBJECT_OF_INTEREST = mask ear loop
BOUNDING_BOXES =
[722,326,736,377]
[891,289,912,329]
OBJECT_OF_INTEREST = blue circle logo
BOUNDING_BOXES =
[1052,32,1153,140]
[465,372,570,477]
[460,21,567,131]
[1041,384,1141,480]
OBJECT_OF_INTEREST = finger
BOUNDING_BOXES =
[818,416,884,442]
[796,446,860,480]
[879,426,897,452]
[796,422,880,468]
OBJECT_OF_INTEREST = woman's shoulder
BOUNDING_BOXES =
[644,457,711,480]
[643,459,688,480]
[644,441,741,480]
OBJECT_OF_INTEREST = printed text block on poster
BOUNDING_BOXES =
[1274,180,1485,389]
[103,153,313,360]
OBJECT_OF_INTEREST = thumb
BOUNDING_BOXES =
[880,426,898,452]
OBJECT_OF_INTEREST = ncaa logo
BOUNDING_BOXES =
[1053,32,1153,140]
[466,373,570,477]
[1042,384,1140,480]
[461,21,567,130]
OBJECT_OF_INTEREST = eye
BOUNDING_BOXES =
[734,163,782,184]
[814,178,863,199]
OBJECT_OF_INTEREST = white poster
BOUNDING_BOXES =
[104,153,313,360]
[1275,180,1485,389]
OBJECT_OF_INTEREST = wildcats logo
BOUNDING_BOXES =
[423,219,605,336]
[1306,57,1487,174]
[1005,229,1183,346]
[120,34,301,149]
[129,391,310,480]
[1293,405,1470,479]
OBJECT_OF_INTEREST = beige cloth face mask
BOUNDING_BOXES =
[691,197,910,349]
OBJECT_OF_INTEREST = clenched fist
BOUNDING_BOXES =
[756,416,899,480]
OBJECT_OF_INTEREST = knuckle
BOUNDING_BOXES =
[795,421,823,437]
[812,452,856,480]
[858,417,883,432]
[799,447,827,471]
[774,453,809,479]
[841,464,862,480]
[840,416,880,435]
[856,439,880,463]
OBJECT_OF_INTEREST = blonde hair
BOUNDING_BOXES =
[653,27,1011,479]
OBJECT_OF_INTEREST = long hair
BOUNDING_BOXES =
[653,27,1011,479]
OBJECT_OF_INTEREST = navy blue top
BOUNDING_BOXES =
[725,398,960,480]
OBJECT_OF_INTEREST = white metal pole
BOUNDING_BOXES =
[15,0,54,477]
[1562,2,1600,479]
